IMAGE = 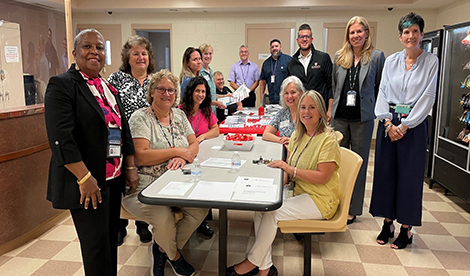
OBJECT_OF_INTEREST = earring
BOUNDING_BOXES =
[75,63,80,71]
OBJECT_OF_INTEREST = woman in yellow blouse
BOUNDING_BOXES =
[226,90,341,276]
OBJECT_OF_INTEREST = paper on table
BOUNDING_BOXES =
[231,176,277,202]
[157,181,194,196]
[201,157,247,169]
[188,181,236,201]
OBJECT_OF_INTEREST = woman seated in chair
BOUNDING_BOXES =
[262,76,305,147]
[226,90,341,276]
[179,76,219,238]
[179,76,219,144]
[123,69,208,276]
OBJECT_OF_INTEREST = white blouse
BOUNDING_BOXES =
[375,50,439,128]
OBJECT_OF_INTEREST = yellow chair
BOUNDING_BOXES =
[277,147,362,276]
[335,130,344,144]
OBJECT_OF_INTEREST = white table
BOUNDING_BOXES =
[139,135,284,275]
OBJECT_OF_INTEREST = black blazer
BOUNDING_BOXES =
[45,65,134,210]
[331,49,385,122]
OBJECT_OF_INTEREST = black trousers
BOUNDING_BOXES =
[70,175,123,276]
[369,111,427,226]
[241,91,256,107]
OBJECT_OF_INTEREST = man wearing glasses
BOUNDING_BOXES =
[288,23,333,121]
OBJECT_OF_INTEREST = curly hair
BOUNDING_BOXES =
[119,35,156,74]
[146,69,179,107]
[180,76,212,123]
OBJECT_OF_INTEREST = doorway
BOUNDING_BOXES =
[246,23,296,107]
[132,24,172,72]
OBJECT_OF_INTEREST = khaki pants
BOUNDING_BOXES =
[122,174,208,259]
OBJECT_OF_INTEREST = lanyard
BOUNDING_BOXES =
[349,62,359,91]
[150,106,175,148]
[271,58,278,75]
[288,131,316,170]
[240,62,248,84]
[190,110,200,136]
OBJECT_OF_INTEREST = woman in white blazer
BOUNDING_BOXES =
[331,16,385,224]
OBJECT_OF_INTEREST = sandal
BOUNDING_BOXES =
[376,219,394,245]
[392,226,413,249]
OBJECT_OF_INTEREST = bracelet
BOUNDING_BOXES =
[77,171,91,185]
[125,166,137,170]
[293,167,297,178]
[397,124,407,135]
[384,123,392,137]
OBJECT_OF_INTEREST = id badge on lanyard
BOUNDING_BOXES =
[395,103,411,115]
[107,127,121,158]
[346,90,357,106]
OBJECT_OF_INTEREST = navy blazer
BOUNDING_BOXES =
[331,49,385,122]
[45,65,134,210]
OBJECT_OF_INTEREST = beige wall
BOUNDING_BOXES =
[73,9,438,80]
[436,0,470,29]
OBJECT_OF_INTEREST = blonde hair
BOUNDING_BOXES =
[199,43,213,54]
[335,16,374,69]
[147,69,180,108]
[291,90,332,145]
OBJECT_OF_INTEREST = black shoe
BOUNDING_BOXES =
[137,226,152,243]
[226,265,259,276]
[197,220,214,238]
[347,215,357,225]
[392,226,413,249]
[149,242,167,276]
[293,233,304,241]
[167,251,195,276]
[377,219,395,245]
[117,228,127,246]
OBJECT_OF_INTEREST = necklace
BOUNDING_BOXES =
[150,106,175,148]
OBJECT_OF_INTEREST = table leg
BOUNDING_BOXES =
[218,207,228,276]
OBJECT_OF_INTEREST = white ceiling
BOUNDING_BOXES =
[13,0,462,13]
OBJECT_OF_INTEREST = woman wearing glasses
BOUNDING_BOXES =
[123,69,208,276]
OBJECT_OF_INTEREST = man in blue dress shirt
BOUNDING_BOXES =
[228,45,260,109]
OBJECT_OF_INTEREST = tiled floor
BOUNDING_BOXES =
[1,150,470,276]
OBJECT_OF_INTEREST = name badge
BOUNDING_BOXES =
[203,75,210,81]
[395,104,411,115]
[280,120,289,128]
[107,127,121,158]
[346,90,356,106]
[271,75,275,83]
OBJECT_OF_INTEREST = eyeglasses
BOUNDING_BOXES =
[298,35,312,40]
[155,87,176,95]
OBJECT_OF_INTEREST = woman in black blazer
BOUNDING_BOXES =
[331,16,385,224]
[44,29,139,276]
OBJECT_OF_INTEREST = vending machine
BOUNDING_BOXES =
[0,20,25,110]
[432,21,470,203]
